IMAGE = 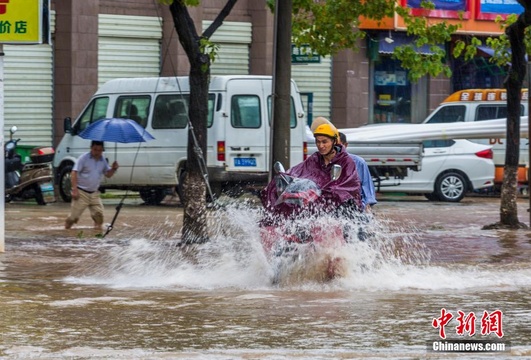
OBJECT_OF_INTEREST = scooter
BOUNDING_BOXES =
[259,162,355,282]
[5,126,56,205]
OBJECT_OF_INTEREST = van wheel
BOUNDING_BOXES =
[434,171,467,202]
[34,184,46,205]
[139,188,167,205]
[59,164,73,203]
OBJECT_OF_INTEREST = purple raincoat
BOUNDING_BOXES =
[261,145,362,217]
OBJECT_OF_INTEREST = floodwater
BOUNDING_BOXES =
[1,195,531,359]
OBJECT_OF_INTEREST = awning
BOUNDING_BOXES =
[477,45,495,57]
[477,45,527,64]
[378,32,443,55]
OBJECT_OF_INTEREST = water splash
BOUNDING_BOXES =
[65,199,531,292]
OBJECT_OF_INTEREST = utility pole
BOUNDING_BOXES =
[528,60,531,226]
[0,45,4,253]
[270,0,292,179]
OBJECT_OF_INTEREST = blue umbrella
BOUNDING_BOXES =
[79,118,155,143]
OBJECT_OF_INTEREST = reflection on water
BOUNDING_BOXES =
[1,199,531,359]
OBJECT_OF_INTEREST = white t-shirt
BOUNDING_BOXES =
[73,152,111,192]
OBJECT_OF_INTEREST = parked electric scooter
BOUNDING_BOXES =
[5,126,56,205]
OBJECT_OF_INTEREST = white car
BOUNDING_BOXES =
[376,139,495,202]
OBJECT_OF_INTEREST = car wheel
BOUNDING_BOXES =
[59,164,73,203]
[139,188,167,205]
[34,184,46,205]
[424,193,440,201]
[434,171,467,202]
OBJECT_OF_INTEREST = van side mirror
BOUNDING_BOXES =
[64,117,72,133]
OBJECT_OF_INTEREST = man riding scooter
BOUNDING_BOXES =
[259,121,363,282]
[261,121,362,219]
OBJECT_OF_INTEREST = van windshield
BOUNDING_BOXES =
[75,97,110,132]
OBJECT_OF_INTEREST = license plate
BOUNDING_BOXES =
[234,158,256,167]
[39,182,56,203]
[40,182,54,192]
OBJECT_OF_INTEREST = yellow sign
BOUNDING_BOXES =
[0,0,43,44]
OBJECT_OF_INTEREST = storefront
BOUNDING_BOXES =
[367,31,430,124]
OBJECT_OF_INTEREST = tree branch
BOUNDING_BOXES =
[203,0,238,39]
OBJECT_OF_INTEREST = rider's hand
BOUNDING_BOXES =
[111,161,119,170]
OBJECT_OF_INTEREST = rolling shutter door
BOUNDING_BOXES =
[203,21,251,75]
[291,57,332,120]
[98,15,162,86]
[3,11,55,146]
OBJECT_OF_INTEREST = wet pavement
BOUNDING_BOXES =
[4,192,182,241]
[4,192,530,238]
[2,193,531,359]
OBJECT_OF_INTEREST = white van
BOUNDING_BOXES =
[53,75,307,204]
[422,88,529,187]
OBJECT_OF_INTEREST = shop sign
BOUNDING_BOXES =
[291,44,321,64]
[375,71,407,86]
[0,0,46,44]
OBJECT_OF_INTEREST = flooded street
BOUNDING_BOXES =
[2,195,531,359]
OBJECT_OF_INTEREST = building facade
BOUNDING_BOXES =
[2,0,510,147]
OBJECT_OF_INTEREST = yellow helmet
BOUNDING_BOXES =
[310,116,332,132]
[313,123,339,140]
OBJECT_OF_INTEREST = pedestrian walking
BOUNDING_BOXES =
[65,141,119,230]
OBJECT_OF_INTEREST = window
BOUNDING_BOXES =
[373,58,412,123]
[267,96,298,128]
[231,95,261,128]
[152,94,216,129]
[75,97,109,132]
[423,139,455,148]
[114,96,151,127]
[426,105,466,124]
[476,104,523,121]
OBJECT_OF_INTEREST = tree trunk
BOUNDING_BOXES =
[169,0,238,243]
[485,4,530,229]
[499,166,519,224]
[181,62,210,243]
